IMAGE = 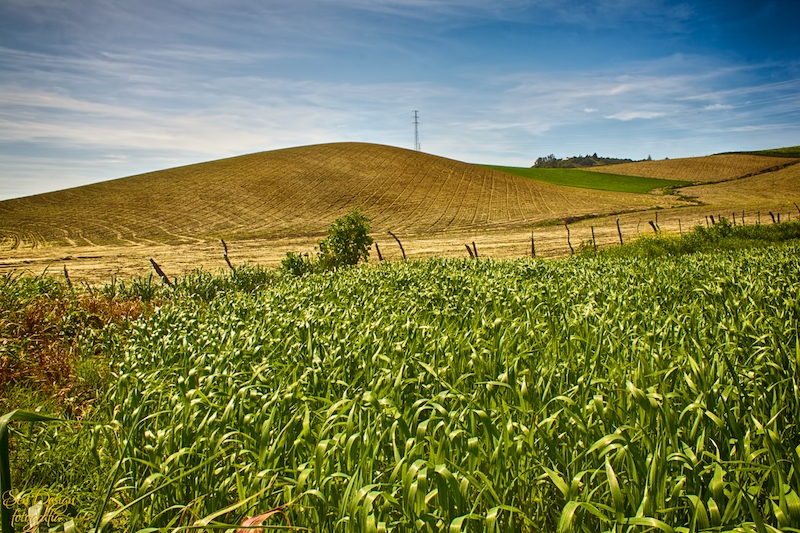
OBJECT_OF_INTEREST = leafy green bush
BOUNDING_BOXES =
[317,210,373,270]
[281,210,374,276]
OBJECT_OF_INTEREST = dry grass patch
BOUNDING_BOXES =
[0,277,146,416]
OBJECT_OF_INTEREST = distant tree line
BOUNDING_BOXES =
[533,153,651,168]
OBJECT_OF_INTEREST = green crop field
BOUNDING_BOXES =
[484,165,694,193]
[4,222,800,532]
[741,146,800,159]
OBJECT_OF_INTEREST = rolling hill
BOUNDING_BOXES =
[0,143,680,249]
[580,153,798,183]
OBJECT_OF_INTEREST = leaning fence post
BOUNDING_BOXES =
[221,239,234,271]
[465,244,474,258]
[375,242,383,262]
[387,231,406,260]
[63,265,72,289]
[471,242,478,259]
[616,219,624,245]
[150,258,172,286]
[565,224,574,256]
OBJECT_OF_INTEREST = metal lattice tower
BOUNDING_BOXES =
[413,110,420,151]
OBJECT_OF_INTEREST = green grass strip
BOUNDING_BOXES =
[483,165,693,193]
[739,145,800,158]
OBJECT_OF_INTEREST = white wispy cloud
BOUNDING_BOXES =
[704,103,733,110]
[606,111,667,121]
[4,47,799,198]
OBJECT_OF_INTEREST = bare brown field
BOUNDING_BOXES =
[0,222,678,284]
[0,142,678,249]
[677,159,800,208]
[582,153,798,183]
[2,142,799,284]
[4,203,798,285]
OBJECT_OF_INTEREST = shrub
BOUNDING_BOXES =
[281,210,373,276]
[317,210,373,270]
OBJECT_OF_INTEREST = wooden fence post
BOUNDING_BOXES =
[63,265,72,289]
[221,239,234,271]
[616,219,624,245]
[375,242,383,262]
[387,231,406,260]
[531,231,536,258]
[591,226,597,252]
[465,244,474,258]
[150,258,172,286]
[565,224,574,256]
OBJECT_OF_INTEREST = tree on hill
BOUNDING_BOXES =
[533,154,558,167]
[532,153,636,168]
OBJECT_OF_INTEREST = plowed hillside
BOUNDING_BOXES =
[582,154,798,183]
[0,143,679,248]
[677,160,800,209]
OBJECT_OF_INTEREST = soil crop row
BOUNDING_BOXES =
[0,143,679,249]
[583,153,798,182]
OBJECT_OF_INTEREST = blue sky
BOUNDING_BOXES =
[1,0,799,200]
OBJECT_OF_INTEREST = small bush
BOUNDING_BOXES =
[282,210,374,276]
[318,210,374,270]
